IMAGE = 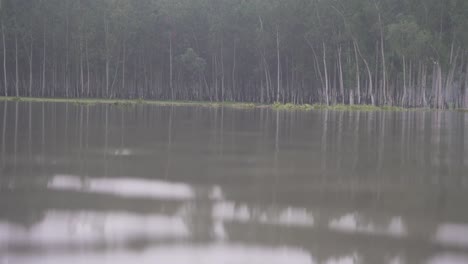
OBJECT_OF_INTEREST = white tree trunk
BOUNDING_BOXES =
[276,26,281,103]
[323,42,329,105]
[15,31,19,96]
[2,21,7,96]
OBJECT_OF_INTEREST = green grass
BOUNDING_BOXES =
[0,96,459,112]
[330,104,406,111]
[273,102,408,111]
[0,96,259,109]
[272,102,314,110]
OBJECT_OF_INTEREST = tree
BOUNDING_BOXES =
[0,0,466,108]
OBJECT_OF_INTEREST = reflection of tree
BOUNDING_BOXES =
[0,207,45,229]
[1,102,468,262]
[1,102,7,170]
[223,218,464,264]
[0,190,184,227]
[182,190,214,243]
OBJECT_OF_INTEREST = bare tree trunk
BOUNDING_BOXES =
[260,62,264,103]
[323,42,329,105]
[355,44,372,105]
[122,38,126,97]
[15,30,19,97]
[374,0,387,105]
[213,54,218,101]
[438,64,444,109]
[221,43,225,102]
[434,62,444,109]
[338,45,344,104]
[169,31,173,100]
[402,55,407,106]
[65,11,69,97]
[42,21,46,97]
[2,20,7,96]
[232,39,236,93]
[464,62,468,109]
[110,50,121,97]
[105,18,110,98]
[86,38,90,96]
[409,60,413,105]
[276,25,280,103]
[306,38,324,99]
[28,38,33,97]
[445,45,459,108]
[353,41,360,104]
[263,56,270,103]
[80,34,84,97]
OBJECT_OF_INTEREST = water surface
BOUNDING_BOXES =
[1,101,468,263]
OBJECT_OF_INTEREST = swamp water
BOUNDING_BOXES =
[1,101,468,263]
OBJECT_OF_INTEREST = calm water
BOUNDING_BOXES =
[1,101,468,264]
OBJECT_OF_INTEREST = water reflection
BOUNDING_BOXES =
[1,102,468,263]
[1,101,6,173]
[3,245,313,264]
[434,224,468,248]
[48,175,198,200]
[0,211,189,247]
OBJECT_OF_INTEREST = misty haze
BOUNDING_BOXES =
[1,0,468,263]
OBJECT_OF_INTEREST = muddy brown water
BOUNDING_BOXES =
[1,101,468,263]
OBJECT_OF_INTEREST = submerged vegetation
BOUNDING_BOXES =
[1,0,468,109]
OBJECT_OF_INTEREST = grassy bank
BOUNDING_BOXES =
[271,102,410,111]
[0,96,443,112]
[0,96,258,109]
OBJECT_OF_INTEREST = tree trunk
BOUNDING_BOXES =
[15,31,19,97]
[213,54,217,101]
[463,62,468,109]
[232,39,236,93]
[338,45,344,104]
[65,11,69,97]
[323,42,329,105]
[402,55,407,106]
[276,25,281,103]
[42,21,46,97]
[122,38,126,97]
[105,18,110,98]
[353,41,360,104]
[29,36,33,97]
[306,39,324,100]
[358,47,373,105]
[2,21,7,96]
[169,31,173,100]
[86,38,90,96]
[374,0,387,105]
[422,62,428,107]
[434,62,444,109]
[80,34,84,97]
[445,45,459,108]
[409,59,413,105]
[221,43,225,102]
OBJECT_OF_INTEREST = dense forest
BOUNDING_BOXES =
[0,0,468,108]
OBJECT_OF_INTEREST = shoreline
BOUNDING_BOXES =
[0,96,462,112]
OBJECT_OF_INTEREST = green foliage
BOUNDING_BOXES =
[177,48,206,78]
[387,17,432,59]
